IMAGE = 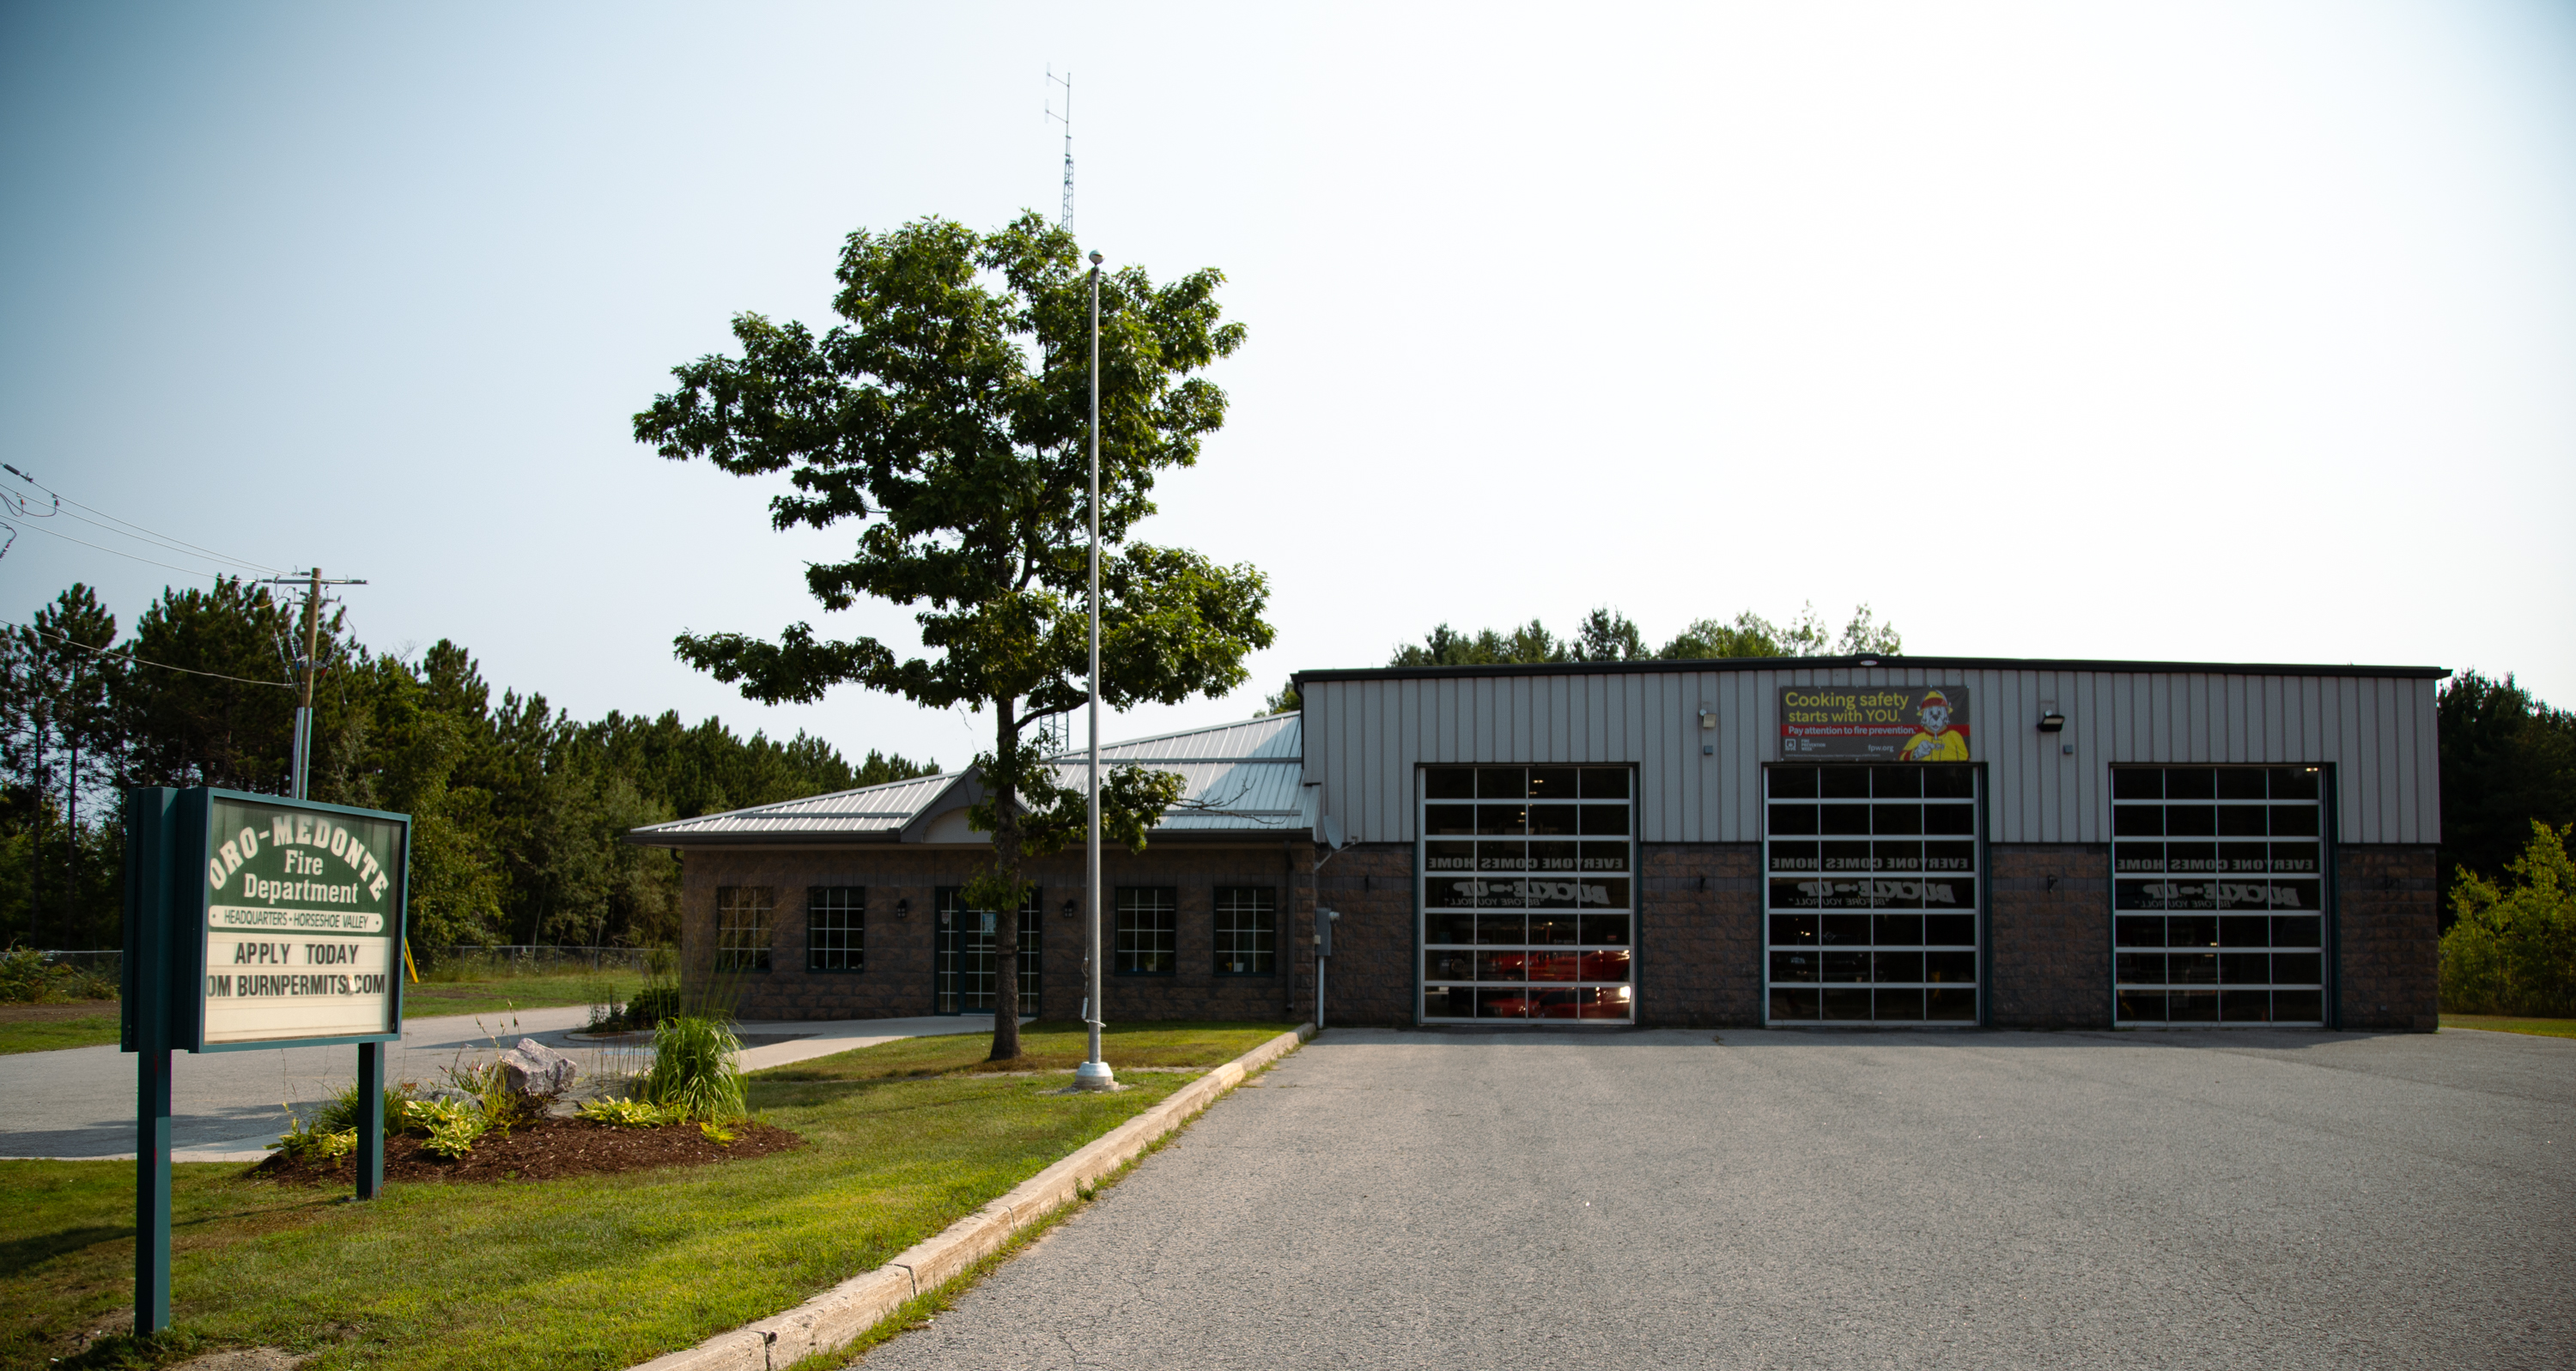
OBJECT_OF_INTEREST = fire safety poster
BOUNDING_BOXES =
[1777,686,1972,761]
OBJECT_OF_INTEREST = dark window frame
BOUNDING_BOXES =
[1213,886,1277,976]
[807,886,865,973]
[1115,886,1179,976]
[715,885,775,974]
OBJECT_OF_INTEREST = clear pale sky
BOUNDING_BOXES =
[4,2,2571,773]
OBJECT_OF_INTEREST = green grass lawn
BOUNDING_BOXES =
[0,1020,1292,1371]
[0,1007,120,1055]
[2440,1013,2576,1040]
[0,971,631,1058]
[396,971,639,1022]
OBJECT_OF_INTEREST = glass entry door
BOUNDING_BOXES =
[1764,764,1982,1024]
[935,888,1042,1016]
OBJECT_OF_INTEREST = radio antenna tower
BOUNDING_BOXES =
[1046,68,1074,231]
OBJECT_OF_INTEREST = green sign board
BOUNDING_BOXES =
[194,793,408,1048]
[123,786,413,1335]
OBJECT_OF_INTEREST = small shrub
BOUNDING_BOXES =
[309,1079,419,1137]
[578,1097,683,1128]
[412,1099,490,1159]
[2442,821,2576,1016]
[0,945,115,1004]
[0,946,52,1002]
[624,985,682,1028]
[698,1120,736,1145]
[270,1119,359,1164]
[644,1016,746,1123]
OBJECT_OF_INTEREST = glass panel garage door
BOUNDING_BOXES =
[1765,764,1981,1024]
[1419,766,1635,1022]
[2111,767,2326,1026]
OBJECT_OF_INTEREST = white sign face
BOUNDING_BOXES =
[197,796,406,1046]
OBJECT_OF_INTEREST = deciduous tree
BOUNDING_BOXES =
[635,213,1272,1060]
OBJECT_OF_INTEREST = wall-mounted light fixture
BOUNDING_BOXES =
[895,898,910,919]
[2038,710,2066,732]
[1700,707,1716,755]
[1061,898,1079,920]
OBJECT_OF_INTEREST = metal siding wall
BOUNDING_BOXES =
[1662,672,1688,841]
[1302,665,2439,848]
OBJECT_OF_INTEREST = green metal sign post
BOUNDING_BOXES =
[121,786,410,1337]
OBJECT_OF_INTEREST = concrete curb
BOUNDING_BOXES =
[626,1023,1316,1371]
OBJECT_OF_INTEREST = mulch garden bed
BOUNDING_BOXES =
[249,1116,804,1186]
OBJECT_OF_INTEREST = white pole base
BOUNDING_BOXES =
[1073,1060,1118,1091]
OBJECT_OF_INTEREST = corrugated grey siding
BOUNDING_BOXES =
[1302,667,2440,846]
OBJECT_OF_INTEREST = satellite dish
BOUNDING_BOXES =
[1317,815,1346,851]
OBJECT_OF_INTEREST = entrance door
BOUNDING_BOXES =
[934,888,1042,1015]
[1764,763,1983,1024]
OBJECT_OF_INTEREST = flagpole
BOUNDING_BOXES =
[1076,250,1115,1092]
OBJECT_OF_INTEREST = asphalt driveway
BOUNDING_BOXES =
[860,1027,2573,1371]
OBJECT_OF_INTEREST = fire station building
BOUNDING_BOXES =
[630,655,2444,1032]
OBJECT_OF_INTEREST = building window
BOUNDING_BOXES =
[1762,765,1981,1024]
[1214,888,1276,975]
[1419,766,1636,1023]
[2111,766,2327,1026]
[808,887,864,972]
[1115,887,1178,975]
[716,886,774,974]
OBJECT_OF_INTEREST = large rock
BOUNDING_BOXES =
[496,1038,578,1097]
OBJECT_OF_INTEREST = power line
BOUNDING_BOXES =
[48,504,279,574]
[9,620,295,689]
[1,462,282,575]
[2,519,245,580]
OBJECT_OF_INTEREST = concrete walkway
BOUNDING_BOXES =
[860,1027,2575,1371]
[0,1010,1016,1161]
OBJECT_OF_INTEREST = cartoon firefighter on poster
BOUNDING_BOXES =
[1900,689,1971,761]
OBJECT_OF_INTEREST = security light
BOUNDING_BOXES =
[1061,898,1079,919]
[2039,711,2066,732]
[895,898,909,919]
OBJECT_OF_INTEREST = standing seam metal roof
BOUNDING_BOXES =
[625,713,1304,845]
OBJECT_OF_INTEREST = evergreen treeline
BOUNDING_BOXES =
[1,579,938,954]
[2436,671,2576,914]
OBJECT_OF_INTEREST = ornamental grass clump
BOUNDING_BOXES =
[643,1015,747,1123]
[270,1079,417,1163]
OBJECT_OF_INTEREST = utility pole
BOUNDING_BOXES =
[259,568,367,799]
[29,697,44,949]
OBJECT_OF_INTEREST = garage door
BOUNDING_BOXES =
[2111,766,2326,1026]
[1765,764,1982,1024]
[1419,766,1636,1023]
